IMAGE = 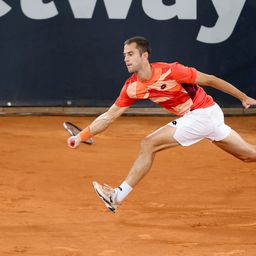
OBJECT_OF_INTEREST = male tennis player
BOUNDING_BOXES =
[67,36,256,213]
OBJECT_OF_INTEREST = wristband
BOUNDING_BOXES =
[79,126,93,142]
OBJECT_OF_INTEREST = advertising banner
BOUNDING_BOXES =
[0,0,255,107]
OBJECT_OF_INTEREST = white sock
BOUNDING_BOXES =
[115,181,133,203]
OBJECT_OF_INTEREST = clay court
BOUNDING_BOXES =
[0,115,256,256]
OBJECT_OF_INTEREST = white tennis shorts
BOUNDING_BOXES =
[168,103,231,146]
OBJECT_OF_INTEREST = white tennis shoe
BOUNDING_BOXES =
[92,181,119,213]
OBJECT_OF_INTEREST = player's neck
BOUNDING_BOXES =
[137,62,152,81]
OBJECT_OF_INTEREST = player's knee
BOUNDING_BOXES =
[239,147,256,162]
[140,136,155,152]
[241,156,256,162]
[243,155,256,163]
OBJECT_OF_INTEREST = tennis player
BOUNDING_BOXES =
[67,36,256,212]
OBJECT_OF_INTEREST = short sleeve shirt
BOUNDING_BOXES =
[115,62,215,116]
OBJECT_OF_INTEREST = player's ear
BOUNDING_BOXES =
[142,51,149,60]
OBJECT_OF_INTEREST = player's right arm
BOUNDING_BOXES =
[88,104,129,134]
[67,78,136,149]
[67,104,129,148]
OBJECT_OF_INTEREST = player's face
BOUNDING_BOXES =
[123,43,145,73]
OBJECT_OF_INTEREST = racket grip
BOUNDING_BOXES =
[67,135,81,149]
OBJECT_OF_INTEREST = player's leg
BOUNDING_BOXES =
[213,129,256,162]
[93,106,217,212]
[93,124,180,212]
[125,124,180,187]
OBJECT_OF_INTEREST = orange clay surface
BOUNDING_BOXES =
[0,115,256,256]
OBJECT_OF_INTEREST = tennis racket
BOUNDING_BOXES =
[63,121,93,145]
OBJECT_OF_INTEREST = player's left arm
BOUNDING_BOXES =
[195,71,256,109]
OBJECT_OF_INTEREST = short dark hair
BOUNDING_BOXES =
[124,36,151,56]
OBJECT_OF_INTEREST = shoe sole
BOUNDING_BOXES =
[92,182,116,213]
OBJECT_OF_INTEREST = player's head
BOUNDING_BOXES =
[123,36,151,73]
[124,36,151,56]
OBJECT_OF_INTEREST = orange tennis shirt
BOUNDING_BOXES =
[115,62,215,116]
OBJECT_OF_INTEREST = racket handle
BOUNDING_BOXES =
[67,135,81,149]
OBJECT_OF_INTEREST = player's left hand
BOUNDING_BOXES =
[242,96,256,109]
[67,135,81,149]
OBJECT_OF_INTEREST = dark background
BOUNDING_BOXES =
[0,0,255,107]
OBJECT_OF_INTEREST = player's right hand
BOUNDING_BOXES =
[67,135,81,149]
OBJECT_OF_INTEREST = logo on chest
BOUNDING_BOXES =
[160,84,167,90]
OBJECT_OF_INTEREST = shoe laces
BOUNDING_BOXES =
[102,184,117,203]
